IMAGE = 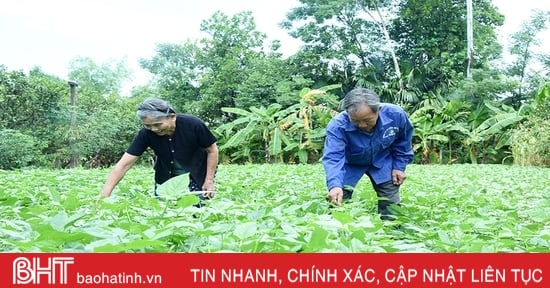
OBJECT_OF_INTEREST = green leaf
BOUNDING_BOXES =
[304,225,329,252]
[233,222,257,240]
[331,211,354,224]
[176,194,200,207]
[221,107,253,117]
[50,211,69,232]
[155,174,190,199]
[269,128,283,156]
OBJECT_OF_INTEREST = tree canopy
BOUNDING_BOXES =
[1,2,549,168]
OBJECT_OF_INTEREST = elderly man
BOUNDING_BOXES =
[322,88,414,220]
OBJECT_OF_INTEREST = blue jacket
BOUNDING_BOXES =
[322,103,414,190]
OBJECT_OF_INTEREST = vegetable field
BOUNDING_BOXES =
[1,164,549,252]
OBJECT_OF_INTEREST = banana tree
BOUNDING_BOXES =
[410,105,451,163]
[453,102,525,163]
[215,103,294,163]
[438,99,471,162]
[278,85,340,163]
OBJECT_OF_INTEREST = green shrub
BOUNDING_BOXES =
[511,120,550,167]
[511,83,550,167]
[0,129,43,169]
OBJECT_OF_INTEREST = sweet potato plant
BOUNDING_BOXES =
[1,164,548,252]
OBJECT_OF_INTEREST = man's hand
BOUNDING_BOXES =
[392,169,407,185]
[326,187,344,206]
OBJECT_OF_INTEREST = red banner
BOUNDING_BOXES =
[1,253,547,287]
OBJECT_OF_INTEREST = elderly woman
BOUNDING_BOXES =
[99,98,218,203]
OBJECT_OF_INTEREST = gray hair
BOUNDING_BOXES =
[136,98,176,120]
[342,88,380,114]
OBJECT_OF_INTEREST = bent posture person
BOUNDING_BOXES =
[322,88,414,219]
[99,98,218,203]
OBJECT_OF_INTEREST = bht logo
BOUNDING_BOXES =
[12,256,74,285]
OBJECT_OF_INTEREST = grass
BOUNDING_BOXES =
[0,164,549,252]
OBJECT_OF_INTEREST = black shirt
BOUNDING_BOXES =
[126,114,217,185]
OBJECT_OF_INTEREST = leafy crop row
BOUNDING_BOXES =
[1,164,548,252]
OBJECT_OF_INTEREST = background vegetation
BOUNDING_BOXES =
[1,0,549,169]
